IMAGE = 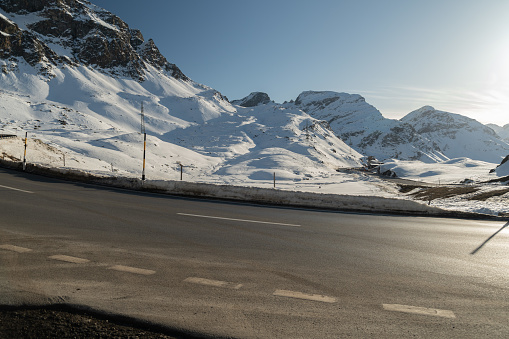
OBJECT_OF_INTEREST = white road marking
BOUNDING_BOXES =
[49,255,90,264]
[273,289,337,303]
[0,184,33,194]
[0,244,32,253]
[184,277,243,289]
[177,213,301,227]
[108,265,155,275]
[383,304,456,319]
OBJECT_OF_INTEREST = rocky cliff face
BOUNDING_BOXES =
[0,0,187,80]
[0,11,61,73]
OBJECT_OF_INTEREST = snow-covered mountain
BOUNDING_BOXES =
[0,0,362,183]
[259,91,508,164]
[486,123,509,142]
[280,91,447,163]
[401,106,509,164]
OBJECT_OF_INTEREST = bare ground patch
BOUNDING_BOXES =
[0,305,207,339]
[399,183,509,203]
[468,188,509,201]
[399,185,479,201]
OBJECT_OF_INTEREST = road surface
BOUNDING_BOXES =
[0,167,507,338]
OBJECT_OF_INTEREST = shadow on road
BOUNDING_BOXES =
[470,221,509,255]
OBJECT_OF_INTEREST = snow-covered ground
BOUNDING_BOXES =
[380,158,498,185]
[380,159,509,216]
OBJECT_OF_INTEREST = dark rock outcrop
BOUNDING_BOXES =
[232,92,271,107]
[0,0,187,80]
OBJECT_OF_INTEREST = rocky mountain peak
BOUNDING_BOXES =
[232,92,271,107]
[294,91,365,108]
[401,106,509,163]
[402,106,496,136]
[0,0,187,81]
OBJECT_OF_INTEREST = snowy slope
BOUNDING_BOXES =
[166,102,362,180]
[497,161,509,177]
[401,106,509,163]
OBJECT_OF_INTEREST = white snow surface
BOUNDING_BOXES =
[496,160,509,177]
[380,158,498,185]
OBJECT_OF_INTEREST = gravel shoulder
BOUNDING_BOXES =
[0,305,210,339]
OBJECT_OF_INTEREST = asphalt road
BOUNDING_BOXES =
[0,167,508,338]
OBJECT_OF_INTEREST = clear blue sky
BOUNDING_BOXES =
[92,0,509,125]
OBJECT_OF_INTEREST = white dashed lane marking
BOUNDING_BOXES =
[0,184,33,193]
[108,265,156,275]
[0,244,33,253]
[49,255,90,264]
[383,304,456,319]
[177,213,301,227]
[184,277,243,290]
[273,289,337,303]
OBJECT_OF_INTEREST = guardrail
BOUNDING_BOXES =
[0,134,17,139]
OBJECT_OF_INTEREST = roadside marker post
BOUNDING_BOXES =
[142,132,146,181]
[22,132,27,171]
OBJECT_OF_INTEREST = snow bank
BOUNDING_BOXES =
[496,158,509,176]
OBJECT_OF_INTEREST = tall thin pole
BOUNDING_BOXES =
[142,132,146,181]
[140,102,145,134]
[22,132,27,171]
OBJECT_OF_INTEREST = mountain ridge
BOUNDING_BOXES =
[232,91,509,164]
